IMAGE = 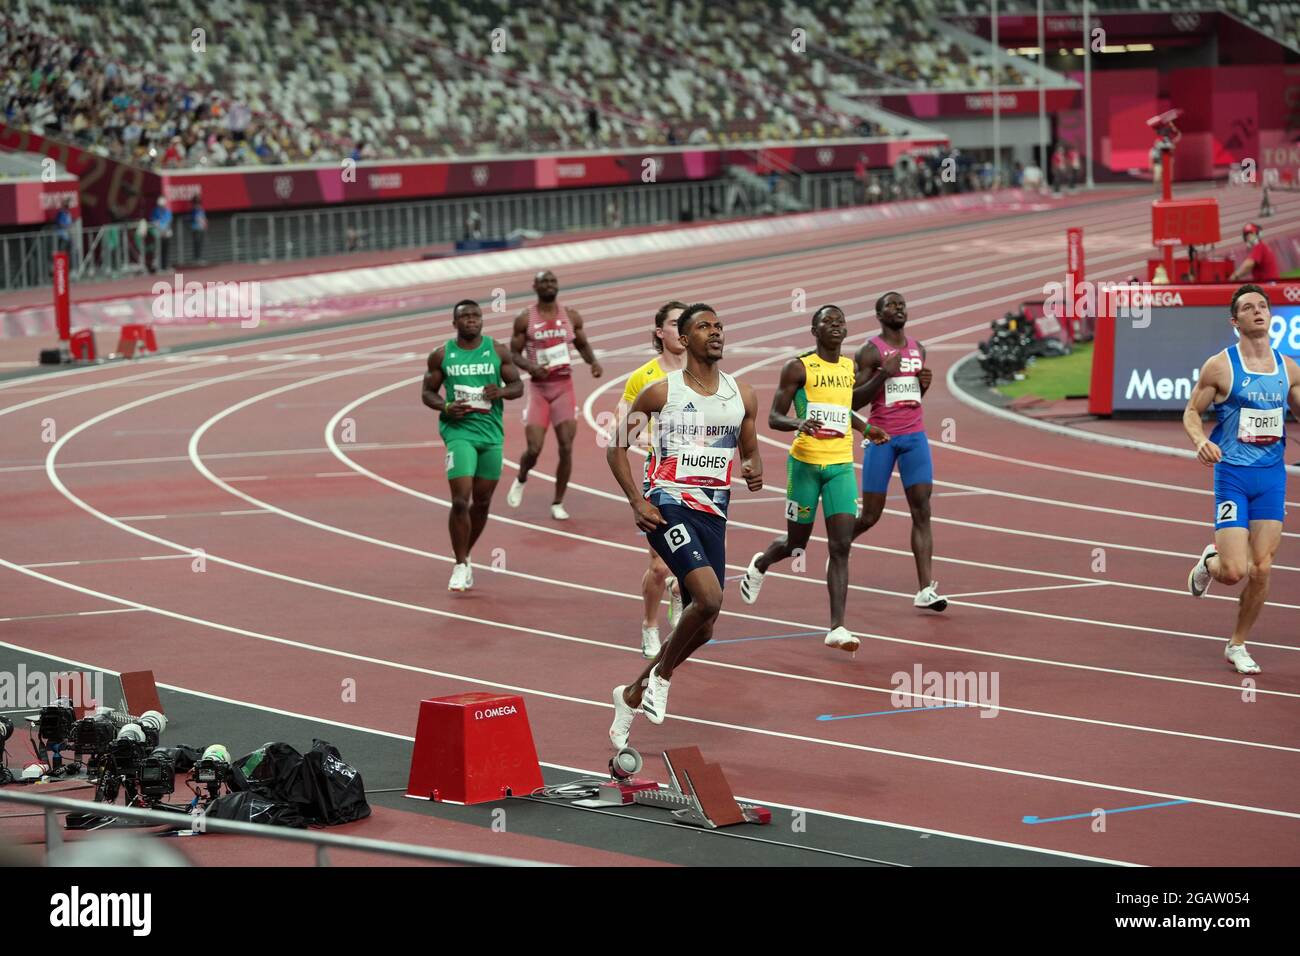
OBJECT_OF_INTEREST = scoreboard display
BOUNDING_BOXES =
[1090,283,1300,415]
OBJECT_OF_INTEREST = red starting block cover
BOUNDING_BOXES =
[115,324,158,357]
[69,328,96,361]
[405,692,543,805]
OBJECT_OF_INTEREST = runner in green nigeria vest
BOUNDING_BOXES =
[424,298,523,593]
[439,336,505,445]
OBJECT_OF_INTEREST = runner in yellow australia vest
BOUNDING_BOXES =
[738,305,889,652]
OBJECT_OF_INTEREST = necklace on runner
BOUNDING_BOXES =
[684,367,718,396]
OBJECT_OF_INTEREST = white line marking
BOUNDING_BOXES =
[946,582,1110,600]
[20,554,188,569]
[0,608,145,623]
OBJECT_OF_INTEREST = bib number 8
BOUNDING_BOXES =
[665,523,693,552]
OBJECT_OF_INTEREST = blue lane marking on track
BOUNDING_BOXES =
[709,630,824,645]
[816,703,970,721]
[1022,800,1191,824]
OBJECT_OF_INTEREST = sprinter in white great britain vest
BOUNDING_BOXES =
[604,302,764,748]
[506,269,602,520]
[1184,284,1300,676]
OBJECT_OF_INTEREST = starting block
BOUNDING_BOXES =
[69,328,97,361]
[119,670,163,718]
[405,692,544,804]
[114,323,158,358]
[576,746,771,828]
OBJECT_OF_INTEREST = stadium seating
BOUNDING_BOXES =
[2,0,1052,169]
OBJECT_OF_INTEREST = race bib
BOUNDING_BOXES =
[674,446,733,486]
[537,343,571,368]
[884,377,922,407]
[453,383,491,411]
[805,402,849,437]
[1238,407,1283,444]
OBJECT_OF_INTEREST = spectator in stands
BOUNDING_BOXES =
[1229,223,1280,283]
[149,196,172,272]
[586,106,600,143]
[190,198,208,264]
[464,210,483,241]
[854,152,868,203]
[54,198,73,254]
[605,199,621,228]
[1011,161,1024,188]
[1067,146,1082,190]
[1051,144,1067,194]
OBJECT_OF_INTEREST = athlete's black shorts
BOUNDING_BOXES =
[646,501,727,607]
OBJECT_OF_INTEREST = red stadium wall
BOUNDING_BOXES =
[0,125,159,226]
[1058,64,1300,181]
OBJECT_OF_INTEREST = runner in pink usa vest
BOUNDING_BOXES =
[506,270,603,520]
[852,291,947,612]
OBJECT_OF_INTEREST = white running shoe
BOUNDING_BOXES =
[506,478,525,508]
[1188,544,1216,598]
[1225,641,1261,675]
[640,667,671,725]
[824,626,860,653]
[462,562,473,590]
[666,577,683,628]
[739,552,765,605]
[550,502,570,521]
[914,581,948,612]
[641,625,661,660]
[609,685,639,749]
[447,562,470,592]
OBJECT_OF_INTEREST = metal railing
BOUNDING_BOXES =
[1,222,158,291]
[229,178,734,265]
[0,788,554,867]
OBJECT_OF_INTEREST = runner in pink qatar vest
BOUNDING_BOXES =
[523,302,574,380]
[867,334,925,436]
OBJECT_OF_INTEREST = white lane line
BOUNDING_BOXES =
[946,582,1110,600]
[225,475,269,482]
[0,440,443,474]
[0,637,1141,866]
[0,608,145,623]
[313,471,365,478]
[20,554,188,569]
[117,509,271,521]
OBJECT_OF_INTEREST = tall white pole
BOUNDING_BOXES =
[1084,0,1094,188]
[992,0,1001,186]
[1037,0,1047,193]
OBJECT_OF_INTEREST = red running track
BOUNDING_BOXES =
[1,185,1297,866]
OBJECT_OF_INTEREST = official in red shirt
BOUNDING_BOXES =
[1229,223,1280,282]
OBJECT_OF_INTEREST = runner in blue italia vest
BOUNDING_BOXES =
[422,299,524,593]
[1184,284,1300,675]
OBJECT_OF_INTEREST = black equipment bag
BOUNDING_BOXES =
[301,739,370,825]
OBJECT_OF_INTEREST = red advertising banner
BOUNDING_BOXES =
[0,179,81,227]
[869,88,1079,119]
[945,11,1218,43]
[157,139,946,214]
[53,251,70,342]
[0,124,158,226]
